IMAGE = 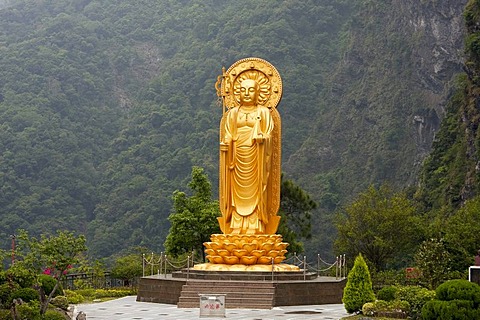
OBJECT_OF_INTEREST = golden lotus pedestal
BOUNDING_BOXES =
[193,234,300,272]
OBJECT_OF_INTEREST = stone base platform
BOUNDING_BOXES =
[137,270,347,308]
[172,268,318,281]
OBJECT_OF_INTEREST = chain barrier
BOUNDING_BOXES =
[143,251,347,280]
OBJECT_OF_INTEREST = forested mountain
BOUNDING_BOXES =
[416,0,480,211]
[0,0,468,259]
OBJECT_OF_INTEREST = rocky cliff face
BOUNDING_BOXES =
[402,0,467,157]
[285,0,468,206]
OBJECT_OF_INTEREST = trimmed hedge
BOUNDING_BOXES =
[421,280,480,320]
[422,299,480,320]
[10,287,39,303]
[435,279,480,307]
[377,285,397,301]
[343,254,375,314]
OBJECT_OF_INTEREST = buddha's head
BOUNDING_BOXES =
[233,70,270,107]
[239,79,259,106]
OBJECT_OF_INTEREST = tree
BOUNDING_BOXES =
[277,174,317,254]
[443,196,480,271]
[343,253,376,314]
[414,238,452,290]
[111,254,143,286]
[12,229,86,315]
[164,167,221,260]
[335,184,423,271]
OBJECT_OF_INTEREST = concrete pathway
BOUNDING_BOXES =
[74,296,349,320]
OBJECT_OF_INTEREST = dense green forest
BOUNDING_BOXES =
[0,0,471,261]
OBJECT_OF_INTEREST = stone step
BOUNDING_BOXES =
[177,280,275,309]
[180,291,274,299]
[178,297,273,309]
[182,281,275,290]
[181,287,274,294]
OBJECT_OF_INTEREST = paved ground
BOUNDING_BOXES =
[73,296,349,320]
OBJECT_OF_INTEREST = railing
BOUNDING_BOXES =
[285,253,347,280]
[142,252,347,281]
[142,251,203,280]
[62,272,130,290]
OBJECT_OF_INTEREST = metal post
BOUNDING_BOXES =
[164,253,167,278]
[303,256,307,281]
[271,258,274,282]
[317,254,320,278]
[151,252,154,276]
[187,255,190,282]
[142,253,145,277]
[160,252,163,276]
[343,254,347,278]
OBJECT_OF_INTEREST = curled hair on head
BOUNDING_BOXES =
[233,70,271,105]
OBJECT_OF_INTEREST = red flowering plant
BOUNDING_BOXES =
[13,230,86,316]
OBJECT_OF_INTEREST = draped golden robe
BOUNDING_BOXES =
[219,105,281,234]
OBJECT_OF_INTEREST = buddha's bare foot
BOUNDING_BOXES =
[231,229,241,234]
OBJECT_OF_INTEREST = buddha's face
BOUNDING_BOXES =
[239,79,259,106]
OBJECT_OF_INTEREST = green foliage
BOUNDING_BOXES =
[414,238,452,290]
[370,269,409,291]
[164,167,220,259]
[64,288,135,303]
[50,295,69,310]
[43,309,69,320]
[64,290,85,304]
[277,174,317,254]
[0,309,11,320]
[0,283,15,308]
[0,0,468,266]
[395,285,436,320]
[362,299,410,318]
[421,280,480,320]
[38,274,62,298]
[6,264,35,288]
[335,185,423,270]
[377,285,397,302]
[12,230,86,315]
[422,300,480,320]
[343,254,376,314]
[110,254,142,285]
[10,287,39,302]
[443,196,480,271]
[435,279,480,306]
[15,301,41,320]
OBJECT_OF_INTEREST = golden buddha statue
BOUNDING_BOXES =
[194,58,298,271]
[217,58,282,235]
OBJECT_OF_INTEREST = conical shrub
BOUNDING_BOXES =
[343,253,376,314]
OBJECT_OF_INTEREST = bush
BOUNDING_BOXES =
[16,301,41,320]
[362,300,410,318]
[10,287,39,303]
[395,285,435,319]
[38,274,63,297]
[371,269,407,290]
[0,282,19,307]
[435,279,480,307]
[343,254,376,314]
[421,280,480,320]
[50,295,69,310]
[44,309,69,320]
[0,309,12,320]
[64,290,85,304]
[362,302,375,316]
[422,299,480,320]
[377,285,397,301]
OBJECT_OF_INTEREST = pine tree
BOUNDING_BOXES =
[343,253,376,314]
